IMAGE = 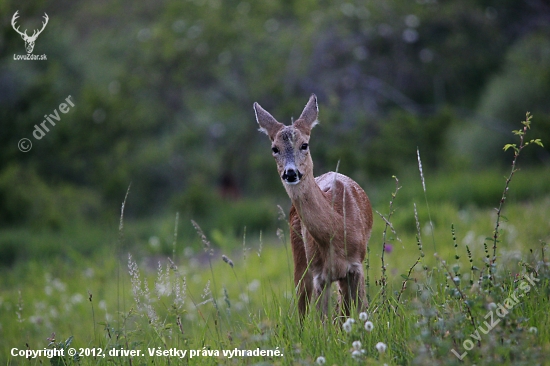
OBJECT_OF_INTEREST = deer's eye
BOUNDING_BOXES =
[272,146,280,154]
[300,143,309,151]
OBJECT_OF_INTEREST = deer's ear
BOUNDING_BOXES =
[254,102,284,141]
[294,94,319,136]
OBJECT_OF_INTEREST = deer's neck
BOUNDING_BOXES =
[285,173,342,245]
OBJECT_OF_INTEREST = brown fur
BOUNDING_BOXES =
[254,94,373,319]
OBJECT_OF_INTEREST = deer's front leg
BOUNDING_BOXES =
[293,247,312,318]
[290,206,312,318]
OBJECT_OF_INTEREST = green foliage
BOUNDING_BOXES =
[171,173,279,240]
[1,0,549,231]
[451,33,550,168]
[0,164,60,228]
[48,336,80,366]
[504,113,545,153]
[0,164,102,229]
[365,108,455,176]
[478,33,550,123]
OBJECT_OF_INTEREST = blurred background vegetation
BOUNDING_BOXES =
[1,0,549,265]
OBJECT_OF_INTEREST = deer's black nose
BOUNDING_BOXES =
[282,168,303,183]
[284,169,296,181]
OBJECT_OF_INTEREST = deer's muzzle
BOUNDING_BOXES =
[282,167,303,184]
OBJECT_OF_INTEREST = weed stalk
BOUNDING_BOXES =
[417,148,436,253]
[376,175,400,306]
[492,112,543,281]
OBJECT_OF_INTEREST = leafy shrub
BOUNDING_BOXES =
[173,180,278,240]
[450,32,550,168]
[365,108,455,176]
[0,164,102,229]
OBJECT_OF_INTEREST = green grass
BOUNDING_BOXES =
[1,189,549,365]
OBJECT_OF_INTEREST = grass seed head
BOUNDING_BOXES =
[222,254,234,268]
[192,220,213,255]
[417,148,426,192]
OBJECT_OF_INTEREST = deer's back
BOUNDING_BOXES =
[315,172,373,247]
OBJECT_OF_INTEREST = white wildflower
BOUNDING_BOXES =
[315,356,326,365]
[29,315,43,325]
[359,312,368,321]
[352,340,362,350]
[84,268,94,278]
[351,349,362,359]
[365,321,374,332]
[70,293,84,304]
[52,278,66,292]
[343,320,352,333]
[376,342,387,353]
[148,236,160,249]
[529,327,538,334]
[98,300,107,311]
[184,246,194,257]
[248,279,260,292]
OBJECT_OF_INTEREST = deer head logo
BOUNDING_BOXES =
[11,11,49,54]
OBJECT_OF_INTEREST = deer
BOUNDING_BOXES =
[11,11,49,54]
[253,94,373,320]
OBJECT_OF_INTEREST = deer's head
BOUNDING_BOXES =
[254,94,319,186]
[11,11,49,54]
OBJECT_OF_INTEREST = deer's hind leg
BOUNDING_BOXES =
[338,263,366,317]
[313,275,331,319]
[290,205,313,318]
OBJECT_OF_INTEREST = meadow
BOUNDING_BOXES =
[1,121,549,366]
